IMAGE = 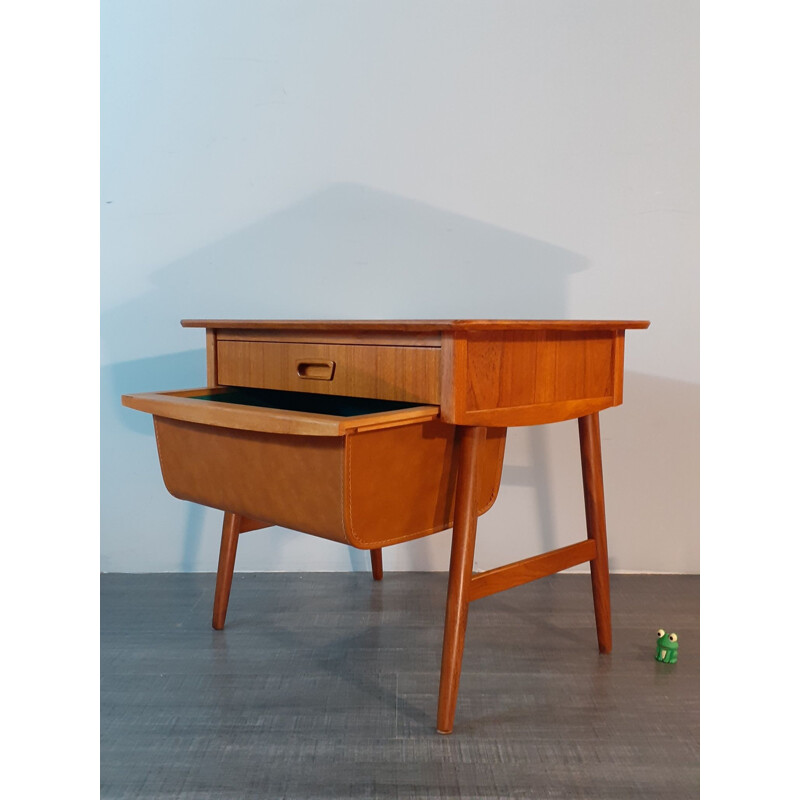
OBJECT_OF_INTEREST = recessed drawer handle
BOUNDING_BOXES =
[296,360,336,381]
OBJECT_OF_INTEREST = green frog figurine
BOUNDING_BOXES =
[655,629,678,664]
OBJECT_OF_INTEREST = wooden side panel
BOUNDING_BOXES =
[153,417,349,544]
[216,340,441,404]
[441,330,623,426]
[344,422,506,549]
[206,329,218,387]
[466,330,614,408]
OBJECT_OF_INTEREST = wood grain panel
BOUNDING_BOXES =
[465,331,615,410]
[345,424,506,549]
[438,330,621,426]
[216,340,441,403]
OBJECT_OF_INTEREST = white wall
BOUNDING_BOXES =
[101,0,698,573]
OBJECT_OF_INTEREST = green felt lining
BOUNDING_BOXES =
[193,387,421,417]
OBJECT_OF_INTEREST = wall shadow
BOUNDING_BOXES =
[102,182,588,336]
[494,425,559,556]
[101,349,211,571]
[103,349,206,436]
[101,183,588,572]
[472,369,699,576]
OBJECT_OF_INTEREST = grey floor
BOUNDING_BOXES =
[101,572,699,799]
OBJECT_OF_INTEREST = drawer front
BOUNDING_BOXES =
[216,340,441,404]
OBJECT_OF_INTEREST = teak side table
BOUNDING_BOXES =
[123,319,649,733]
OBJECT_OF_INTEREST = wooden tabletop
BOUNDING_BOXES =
[182,319,650,332]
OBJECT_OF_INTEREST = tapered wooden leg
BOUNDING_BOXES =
[578,413,612,653]
[212,511,242,631]
[370,548,383,581]
[436,425,486,734]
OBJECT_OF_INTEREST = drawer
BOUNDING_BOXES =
[215,339,441,404]
[122,387,505,549]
